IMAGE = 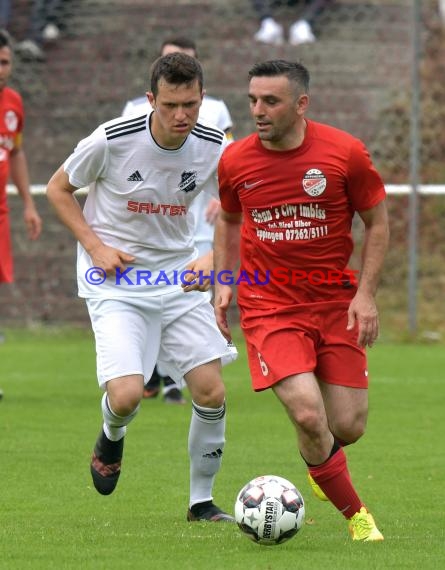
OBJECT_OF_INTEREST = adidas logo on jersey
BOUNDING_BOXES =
[127,170,143,181]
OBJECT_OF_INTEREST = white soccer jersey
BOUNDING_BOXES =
[64,112,228,298]
[122,95,233,249]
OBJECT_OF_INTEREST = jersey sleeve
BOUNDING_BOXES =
[121,97,150,118]
[346,139,386,211]
[217,101,233,133]
[13,131,23,150]
[200,97,233,133]
[63,127,108,189]
[121,100,133,117]
[218,151,242,213]
[13,94,25,150]
[200,135,229,199]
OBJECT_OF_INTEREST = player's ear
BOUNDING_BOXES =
[297,94,309,115]
[147,92,155,107]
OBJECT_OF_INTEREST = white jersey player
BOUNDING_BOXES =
[65,110,225,299]
[47,52,237,523]
[122,36,234,404]
[122,36,234,257]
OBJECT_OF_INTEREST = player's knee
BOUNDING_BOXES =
[186,362,225,407]
[193,381,225,408]
[108,389,142,417]
[106,376,144,416]
[293,408,325,437]
[332,416,367,444]
[110,397,140,417]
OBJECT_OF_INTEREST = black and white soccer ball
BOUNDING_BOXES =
[234,475,305,546]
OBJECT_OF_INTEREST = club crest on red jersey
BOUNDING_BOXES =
[302,169,326,197]
[178,170,198,193]
[5,110,18,132]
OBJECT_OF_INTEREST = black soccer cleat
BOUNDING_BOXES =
[90,429,124,495]
[187,501,235,523]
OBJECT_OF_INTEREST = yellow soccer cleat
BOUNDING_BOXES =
[348,507,384,542]
[307,473,329,501]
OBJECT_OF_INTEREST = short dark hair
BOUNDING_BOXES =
[248,60,310,94]
[150,52,203,96]
[160,36,198,58]
[0,29,12,49]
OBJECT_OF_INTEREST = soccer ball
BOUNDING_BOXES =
[234,475,305,546]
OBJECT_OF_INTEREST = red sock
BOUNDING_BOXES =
[308,448,363,519]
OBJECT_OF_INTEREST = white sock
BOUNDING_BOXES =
[188,401,226,508]
[101,392,139,441]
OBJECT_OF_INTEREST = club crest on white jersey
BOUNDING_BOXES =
[179,170,198,193]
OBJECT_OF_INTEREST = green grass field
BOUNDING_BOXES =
[1,328,444,570]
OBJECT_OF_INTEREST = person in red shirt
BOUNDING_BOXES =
[214,59,389,541]
[0,29,41,285]
[0,29,41,400]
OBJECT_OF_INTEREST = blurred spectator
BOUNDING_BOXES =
[0,2,11,31]
[15,0,66,61]
[0,29,42,350]
[440,0,445,24]
[252,0,333,46]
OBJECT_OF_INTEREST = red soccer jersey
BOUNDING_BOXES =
[0,86,24,283]
[218,119,386,310]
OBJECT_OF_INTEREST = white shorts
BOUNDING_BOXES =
[86,289,237,389]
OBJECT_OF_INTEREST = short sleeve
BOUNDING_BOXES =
[63,127,108,189]
[346,139,386,211]
[216,101,233,132]
[218,151,242,213]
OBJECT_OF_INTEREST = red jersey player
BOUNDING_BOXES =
[0,30,41,285]
[214,60,389,541]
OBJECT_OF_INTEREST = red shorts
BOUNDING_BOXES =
[240,301,368,391]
